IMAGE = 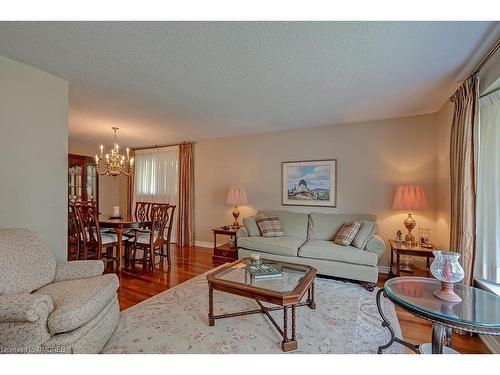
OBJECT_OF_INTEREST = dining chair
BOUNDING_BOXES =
[135,201,151,223]
[68,202,81,260]
[129,204,170,271]
[75,202,119,271]
[153,204,176,266]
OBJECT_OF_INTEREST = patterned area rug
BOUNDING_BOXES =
[102,270,403,354]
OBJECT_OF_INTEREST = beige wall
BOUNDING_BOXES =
[194,113,447,267]
[68,139,129,215]
[0,56,68,261]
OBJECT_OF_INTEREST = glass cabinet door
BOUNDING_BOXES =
[68,163,83,201]
[86,162,97,202]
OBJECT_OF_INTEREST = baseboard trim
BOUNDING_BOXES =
[480,335,500,354]
[195,241,216,249]
[378,266,390,275]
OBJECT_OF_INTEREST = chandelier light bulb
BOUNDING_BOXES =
[95,127,134,176]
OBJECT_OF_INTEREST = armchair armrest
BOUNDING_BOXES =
[54,260,104,282]
[0,294,54,323]
[236,227,248,238]
[365,234,385,258]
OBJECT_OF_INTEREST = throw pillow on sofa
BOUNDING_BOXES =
[333,221,361,246]
[255,215,285,237]
[351,220,377,249]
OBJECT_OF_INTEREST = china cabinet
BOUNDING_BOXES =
[68,154,99,204]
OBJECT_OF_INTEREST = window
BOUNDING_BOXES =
[475,89,500,290]
[133,146,179,241]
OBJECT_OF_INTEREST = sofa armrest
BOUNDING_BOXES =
[0,293,54,323]
[365,235,385,258]
[54,260,104,282]
[236,227,248,238]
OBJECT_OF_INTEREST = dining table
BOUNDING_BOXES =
[99,213,151,271]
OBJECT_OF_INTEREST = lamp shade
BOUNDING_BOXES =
[392,185,428,210]
[226,185,248,205]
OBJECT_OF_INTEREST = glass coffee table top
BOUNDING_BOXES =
[212,258,312,293]
[384,277,500,329]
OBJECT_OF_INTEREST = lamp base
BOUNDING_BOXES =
[433,282,462,303]
[232,206,240,228]
[404,213,417,246]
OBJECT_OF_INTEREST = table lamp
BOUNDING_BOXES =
[392,185,428,245]
[226,185,248,228]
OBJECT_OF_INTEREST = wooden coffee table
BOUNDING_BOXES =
[206,258,317,351]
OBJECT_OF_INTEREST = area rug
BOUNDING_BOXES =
[102,270,404,354]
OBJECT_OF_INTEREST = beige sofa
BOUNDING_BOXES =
[0,228,120,353]
[237,210,385,290]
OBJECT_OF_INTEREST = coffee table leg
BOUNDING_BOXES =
[281,306,297,352]
[307,281,316,309]
[376,289,419,354]
[208,286,215,326]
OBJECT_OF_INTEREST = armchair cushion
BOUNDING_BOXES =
[0,293,54,323]
[34,274,119,334]
[54,260,105,282]
[0,228,56,295]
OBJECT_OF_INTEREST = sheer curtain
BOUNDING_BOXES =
[475,90,500,284]
[133,146,179,242]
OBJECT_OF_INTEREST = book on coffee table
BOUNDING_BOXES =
[247,263,283,279]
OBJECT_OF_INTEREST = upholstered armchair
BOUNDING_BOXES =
[0,228,120,353]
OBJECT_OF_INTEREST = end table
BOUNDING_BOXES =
[389,239,435,278]
[212,226,239,263]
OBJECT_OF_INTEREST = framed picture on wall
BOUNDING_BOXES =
[282,159,337,207]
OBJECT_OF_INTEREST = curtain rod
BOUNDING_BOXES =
[132,141,195,151]
[471,38,500,76]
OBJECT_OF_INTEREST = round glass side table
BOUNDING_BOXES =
[376,277,500,354]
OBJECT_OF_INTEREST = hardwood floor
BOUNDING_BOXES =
[112,245,490,354]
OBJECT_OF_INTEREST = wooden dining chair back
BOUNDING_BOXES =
[130,204,169,271]
[153,204,176,266]
[134,201,151,223]
[68,203,81,260]
[76,202,118,270]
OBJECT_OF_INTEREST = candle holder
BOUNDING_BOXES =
[430,251,465,303]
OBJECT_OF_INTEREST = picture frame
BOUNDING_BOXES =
[281,159,337,207]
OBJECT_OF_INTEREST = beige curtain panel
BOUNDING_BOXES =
[449,75,479,286]
[177,143,194,246]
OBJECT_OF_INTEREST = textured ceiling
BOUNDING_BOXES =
[0,21,498,147]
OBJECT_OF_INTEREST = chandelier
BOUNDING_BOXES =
[95,127,134,176]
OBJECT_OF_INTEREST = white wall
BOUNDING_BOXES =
[68,139,129,215]
[194,113,444,267]
[0,56,68,261]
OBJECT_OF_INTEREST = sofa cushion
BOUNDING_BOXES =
[307,213,377,241]
[351,220,377,249]
[298,240,378,267]
[243,216,261,237]
[238,236,304,257]
[255,215,285,237]
[334,221,361,246]
[34,273,119,334]
[0,228,57,295]
[258,210,309,240]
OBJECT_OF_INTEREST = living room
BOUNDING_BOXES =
[1,1,500,373]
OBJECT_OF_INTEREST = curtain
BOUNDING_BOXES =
[449,75,479,286]
[133,146,179,242]
[177,143,194,246]
[127,149,135,217]
[475,90,500,284]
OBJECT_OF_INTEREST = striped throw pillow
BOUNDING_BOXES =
[334,221,362,246]
[255,215,285,237]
